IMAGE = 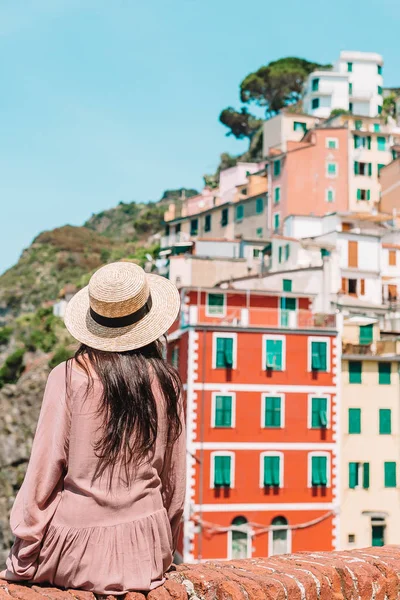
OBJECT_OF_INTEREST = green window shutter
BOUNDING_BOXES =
[378,163,385,174]
[274,160,281,177]
[355,120,362,130]
[359,324,373,345]
[256,197,263,214]
[208,293,224,315]
[372,525,384,547]
[378,65,382,75]
[354,161,359,175]
[377,136,386,151]
[379,408,392,434]
[274,213,280,231]
[378,86,383,95]
[378,105,383,115]
[379,362,391,385]
[205,214,211,232]
[223,337,233,368]
[321,248,330,258]
[311,341,327,371]
[311,398,328,428]
[363,463,370,489]
[327,163,336,175]
[215,395,232,427]
[236,205,244,221]
[357,189,362,200]
[349,361,362,384]
[312,456,327,486]
[266,339,283,371]
[349,462,358,489]
[349,82,353,95]
[327,189,334,202]
[265,396,281,427]
[367,136,371,149]
[384,462,397,488]
[263,456,281,487]
[285,244,290,260]
[374,123,381,132]
[312,98,320,109]
[274,187,281,203]
[221,208,229,226]
[354,135,359,149]
[214,456,231,487]
[216,337,233,368]
[348,62,353,72]
[367,189,371,201]
[348,408,361,434]
[256,227,263,238]
[283,279,292,292]
[278,247,283,263]
[368,163,372,176]
[312,78,319,91]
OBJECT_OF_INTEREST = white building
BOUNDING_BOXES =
[303,51,384,119]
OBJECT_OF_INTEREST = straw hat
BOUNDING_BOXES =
[64,262,180,352]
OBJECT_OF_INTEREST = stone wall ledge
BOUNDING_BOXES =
[2,547,400,600]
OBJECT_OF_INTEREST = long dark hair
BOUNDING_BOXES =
[68,339,182,486]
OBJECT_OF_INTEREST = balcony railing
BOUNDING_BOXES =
[342,340,400,356]
[161,231,193,248]
[180,306,336,330]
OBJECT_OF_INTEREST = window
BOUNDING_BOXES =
[326,138,338,149]
[294,121,307,133]
[230,517,250,559]
[212,453,233,488]
[278,246,283,264]
[354,161,372,176]
[321,248,330,258]
[256,227,263,238]
[348,408,361,433]
[309,339,329,372]
[262,454,282,487]
[347,62,353,72]
[378,85,383,95]
[256,197,264,214]
[355,120,363,130]
[165,224,170,236]
[190,218,198,236]
[349,102,353,112]
[372,517,385,547]
[377,136,386,151]
[235,204,244,222]
[171,346,179,369]
[273,160,281,177]
[349,462,369,489]
[213,394,234,428]
[263,336,285,371]
[283,279,292,292]
[312,78,319,92]
[327,162,337,177]
[310,454,328,487]
[359,324,373,345]
[176,223,181,234]
[378,65,382,75]
[273,213,280,232]
[378,105,383,115]
[204,214,211,232]
[253,248,262,258]
[378,163,385,174]
[221,208,229,227]
[285,244,290,261]
[207,293,226,316]
[349,82,353,95]
[310,397,328,429]
[357,189,371,201]
[379,362,391,385]
[349,361,362,384]
[270,516,289,556]
[384,462,397,488]
[348,240,358,268]
[312,98,320,109]
[389,250,397,266]
[263,396,282,428]
[326,188,335,203]
[354,135,371,149]
[348,534,356,544]
[379,408,392,434]
[280,296,296,327]
[274,187,281,204]
[213,334,236,369]
[374,123,381,132]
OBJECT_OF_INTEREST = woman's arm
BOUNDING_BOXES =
[160,401,186,551]
[5,363,71,581]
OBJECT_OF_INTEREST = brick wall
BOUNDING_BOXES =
[2,547,400,600]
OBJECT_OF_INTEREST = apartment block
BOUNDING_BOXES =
[168,288,339,561]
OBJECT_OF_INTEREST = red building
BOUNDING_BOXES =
[168,288,339,562]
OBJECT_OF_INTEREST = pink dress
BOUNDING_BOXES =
[5,362,186,595]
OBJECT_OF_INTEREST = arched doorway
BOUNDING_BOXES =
[229,516,251,559]
[269,516,290,556]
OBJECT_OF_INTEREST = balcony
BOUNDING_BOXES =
[160,231,193,249]
[350,90,373,100]
[342,339,400,356]
[181,306,336,330]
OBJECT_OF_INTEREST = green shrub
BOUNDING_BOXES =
[0,326,12,346]
[0,349,25,387]
[48,346,74,369]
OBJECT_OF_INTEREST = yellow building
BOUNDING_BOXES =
[341,318,400,548]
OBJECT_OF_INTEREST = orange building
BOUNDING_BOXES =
[168,288,339,561]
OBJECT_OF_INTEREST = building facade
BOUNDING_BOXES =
[168,288,339,562]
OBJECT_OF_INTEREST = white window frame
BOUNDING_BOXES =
[259,451,284,488]
[307,394,331,429]
[211,392,236,428]
[206,292,227,318]
[307,451,331,488]
[210,451,235,489]
[326,161,338,179]
[273,212,280,232]
[261,393,285,429]
[274,186,281,204]
[262,334,286,372]
[307,336,331,373]
[227,519,252,560]
[326,137,339,149]
[268,518,292,557]
[212,332,238,370]
[326,187,335,203]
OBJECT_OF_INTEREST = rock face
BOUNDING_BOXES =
[0,362,49,566]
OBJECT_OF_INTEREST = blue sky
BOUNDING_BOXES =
[1,0,400,274]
